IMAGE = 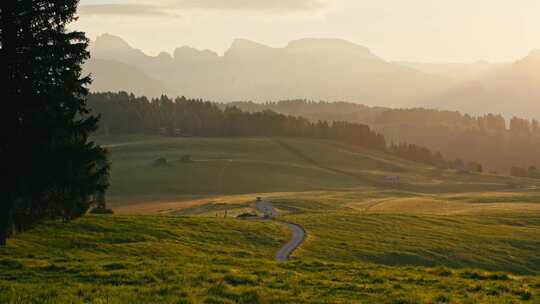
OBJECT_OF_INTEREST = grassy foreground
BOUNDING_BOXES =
[275,197,540,274]
[1,215,539,303]
[4,135,540,302]
[174,193,540,275]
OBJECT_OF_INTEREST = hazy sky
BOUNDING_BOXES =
[76,0,540,62]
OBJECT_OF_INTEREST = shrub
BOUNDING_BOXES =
[236,213,257,219]
[153,157,169,167]
[180,154,192,163]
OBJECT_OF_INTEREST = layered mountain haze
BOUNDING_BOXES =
[397,61,505,82]
[430,50,540,119]
[84,34,178,96]
[85,34,540,119]
[84,59,171,97]
[85,34,451,107]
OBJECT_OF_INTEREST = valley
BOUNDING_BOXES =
[5,2,540,303]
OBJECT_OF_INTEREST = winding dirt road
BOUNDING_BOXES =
[255,199,305,262]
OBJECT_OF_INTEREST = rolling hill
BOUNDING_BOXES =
[93,135,538,210]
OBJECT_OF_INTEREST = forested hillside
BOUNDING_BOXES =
[225,100,540,173]
[88,93,386,150]
[375,109,540,174]
[88,92,482,171]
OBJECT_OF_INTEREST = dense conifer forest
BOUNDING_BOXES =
[88,92,483,172]
[221,100,540,173]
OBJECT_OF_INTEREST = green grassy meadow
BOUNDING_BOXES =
[2,215,540,303]
[170,193,540,275]
[96,135,533,203]
[3,135,540,303]
[275,198,540,274]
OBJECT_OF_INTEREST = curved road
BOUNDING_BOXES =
[256,199,305,262]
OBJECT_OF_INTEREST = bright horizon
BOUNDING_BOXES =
[76,0,540,63]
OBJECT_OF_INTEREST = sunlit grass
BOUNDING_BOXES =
[2,215,539,303]
[9,135,534,302]
[92,135,538,206]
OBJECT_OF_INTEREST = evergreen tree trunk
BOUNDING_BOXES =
[0,208,12,246]
[1,1,19,247]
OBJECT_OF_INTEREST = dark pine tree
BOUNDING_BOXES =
[0,0,109,245]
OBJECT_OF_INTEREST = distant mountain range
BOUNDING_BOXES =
[85,34,540,118]
[85,34,450,107]
[85,58,168,97]
[426,50,540,119]
[396,61,504,82]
